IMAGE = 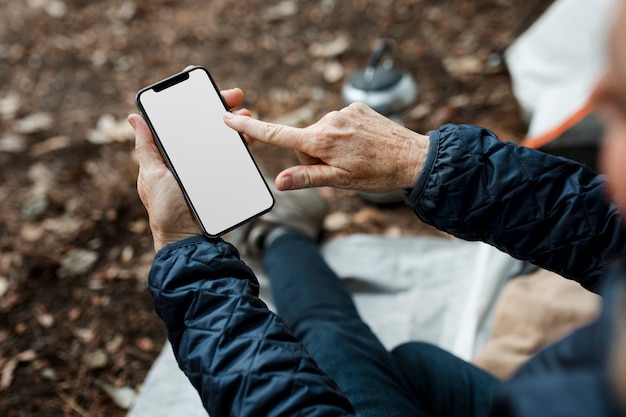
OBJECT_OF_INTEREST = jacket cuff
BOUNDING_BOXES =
[403,127,442,205]
[155,235,222,259]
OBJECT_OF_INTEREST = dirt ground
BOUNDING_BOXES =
[0,0,552,415]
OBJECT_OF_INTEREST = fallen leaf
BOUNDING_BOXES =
[45,0,67,18]
[67,307,81,321]
[271,105,315,127]
[0,277,8,298]
[34,304,54,328]
[28,161,55,192]
[111,1,136,23]
[354,207,379,224]
[0,134,27,153]
[41,216,83,239]
[0,291,21,312]
[408,103,432,120]
[16,350,36,362]
[86,349,109,370]
[14,323,27,335]
[14,112,54,134]
[86,114,133,144]
[324,211,351,232]
[106,334,124,354]
[0,93,20,119]
[30,135,71,157]
[96,379,137,409]
[309,34,351,58]
[20,196,49,220]
[449,94,471,108]
[20,223,45,242]
[323,60,345,83]
[1,350,37,391]
[0,358,18,390]
[135,337,154,352]
[121,246,134,264]
[127,219,147,234]
[41,367,57,380]
[443,56,483,77]
[75,328,94,344]
[384,225,403,237]
[35,312,54,328]
[263,0,297,22]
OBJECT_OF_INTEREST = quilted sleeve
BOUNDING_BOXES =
[148,236,355,417]
[405,124,626,292]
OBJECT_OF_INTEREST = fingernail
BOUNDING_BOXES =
[281,175,294,190]
[128,116,137,130]
[223,112,234,120]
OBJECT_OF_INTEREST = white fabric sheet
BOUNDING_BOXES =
[505,0,616,139]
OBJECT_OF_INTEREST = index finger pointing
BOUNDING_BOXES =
[223,113,304,151]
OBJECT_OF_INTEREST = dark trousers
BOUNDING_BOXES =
[264,231,500,417]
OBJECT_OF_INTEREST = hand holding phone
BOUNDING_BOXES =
[132,114,205,250]
[135,66,273,238]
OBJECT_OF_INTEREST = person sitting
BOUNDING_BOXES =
[128,1,626,415]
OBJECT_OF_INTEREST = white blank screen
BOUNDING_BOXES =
[137,67,273,237]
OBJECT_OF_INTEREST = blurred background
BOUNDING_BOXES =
[0,0,551,415]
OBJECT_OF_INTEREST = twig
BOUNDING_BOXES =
[56,391,91,417]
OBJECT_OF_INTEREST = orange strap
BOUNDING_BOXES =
[520,99,596,149]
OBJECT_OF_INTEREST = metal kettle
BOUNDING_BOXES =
[342,41,418,204]
[342,41,417,122]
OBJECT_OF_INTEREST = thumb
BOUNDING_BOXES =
[276,165,345,190]
[129,114,166,171]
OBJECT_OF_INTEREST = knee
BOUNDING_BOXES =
[391,341,451,363]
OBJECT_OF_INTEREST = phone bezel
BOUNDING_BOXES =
[135,66,274,238]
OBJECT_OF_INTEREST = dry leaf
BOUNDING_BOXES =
[106,335,124,354]
[96,379,137,409]
[0,358,18,390]
[443,56,483,77]
[263,0,297,22]
[41,216,83,239]
[75,328,94,344]
[121,246,134,263]
[21,223,45,242]
[59,249,98,277]
[1,350,37,391]
[86,349,109,370]
[30,135,71,157]
[0,93,20,119]
[87,114,133,144]
[323,60,345,83]
[0,277,8,298]
[271,105,315,127]
[67,307,81,321]
[0,134,27,153]
[324,211,351,232]
[135,337,154,352]
[45,0,67,18]
[35,312,54,328]
[128,219,147,234]
[14,113,54,134]
[309,34,351,58]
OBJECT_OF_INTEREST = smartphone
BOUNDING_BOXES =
[136,66,274,238]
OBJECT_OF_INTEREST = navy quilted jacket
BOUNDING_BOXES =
[408,124,626,416]
[149,124,626,416]
[149,238,355,417]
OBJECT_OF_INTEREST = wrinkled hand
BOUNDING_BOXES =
[224,102,430,192]
[131,88,250,252]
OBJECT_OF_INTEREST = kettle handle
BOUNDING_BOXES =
[367,40,393,69]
